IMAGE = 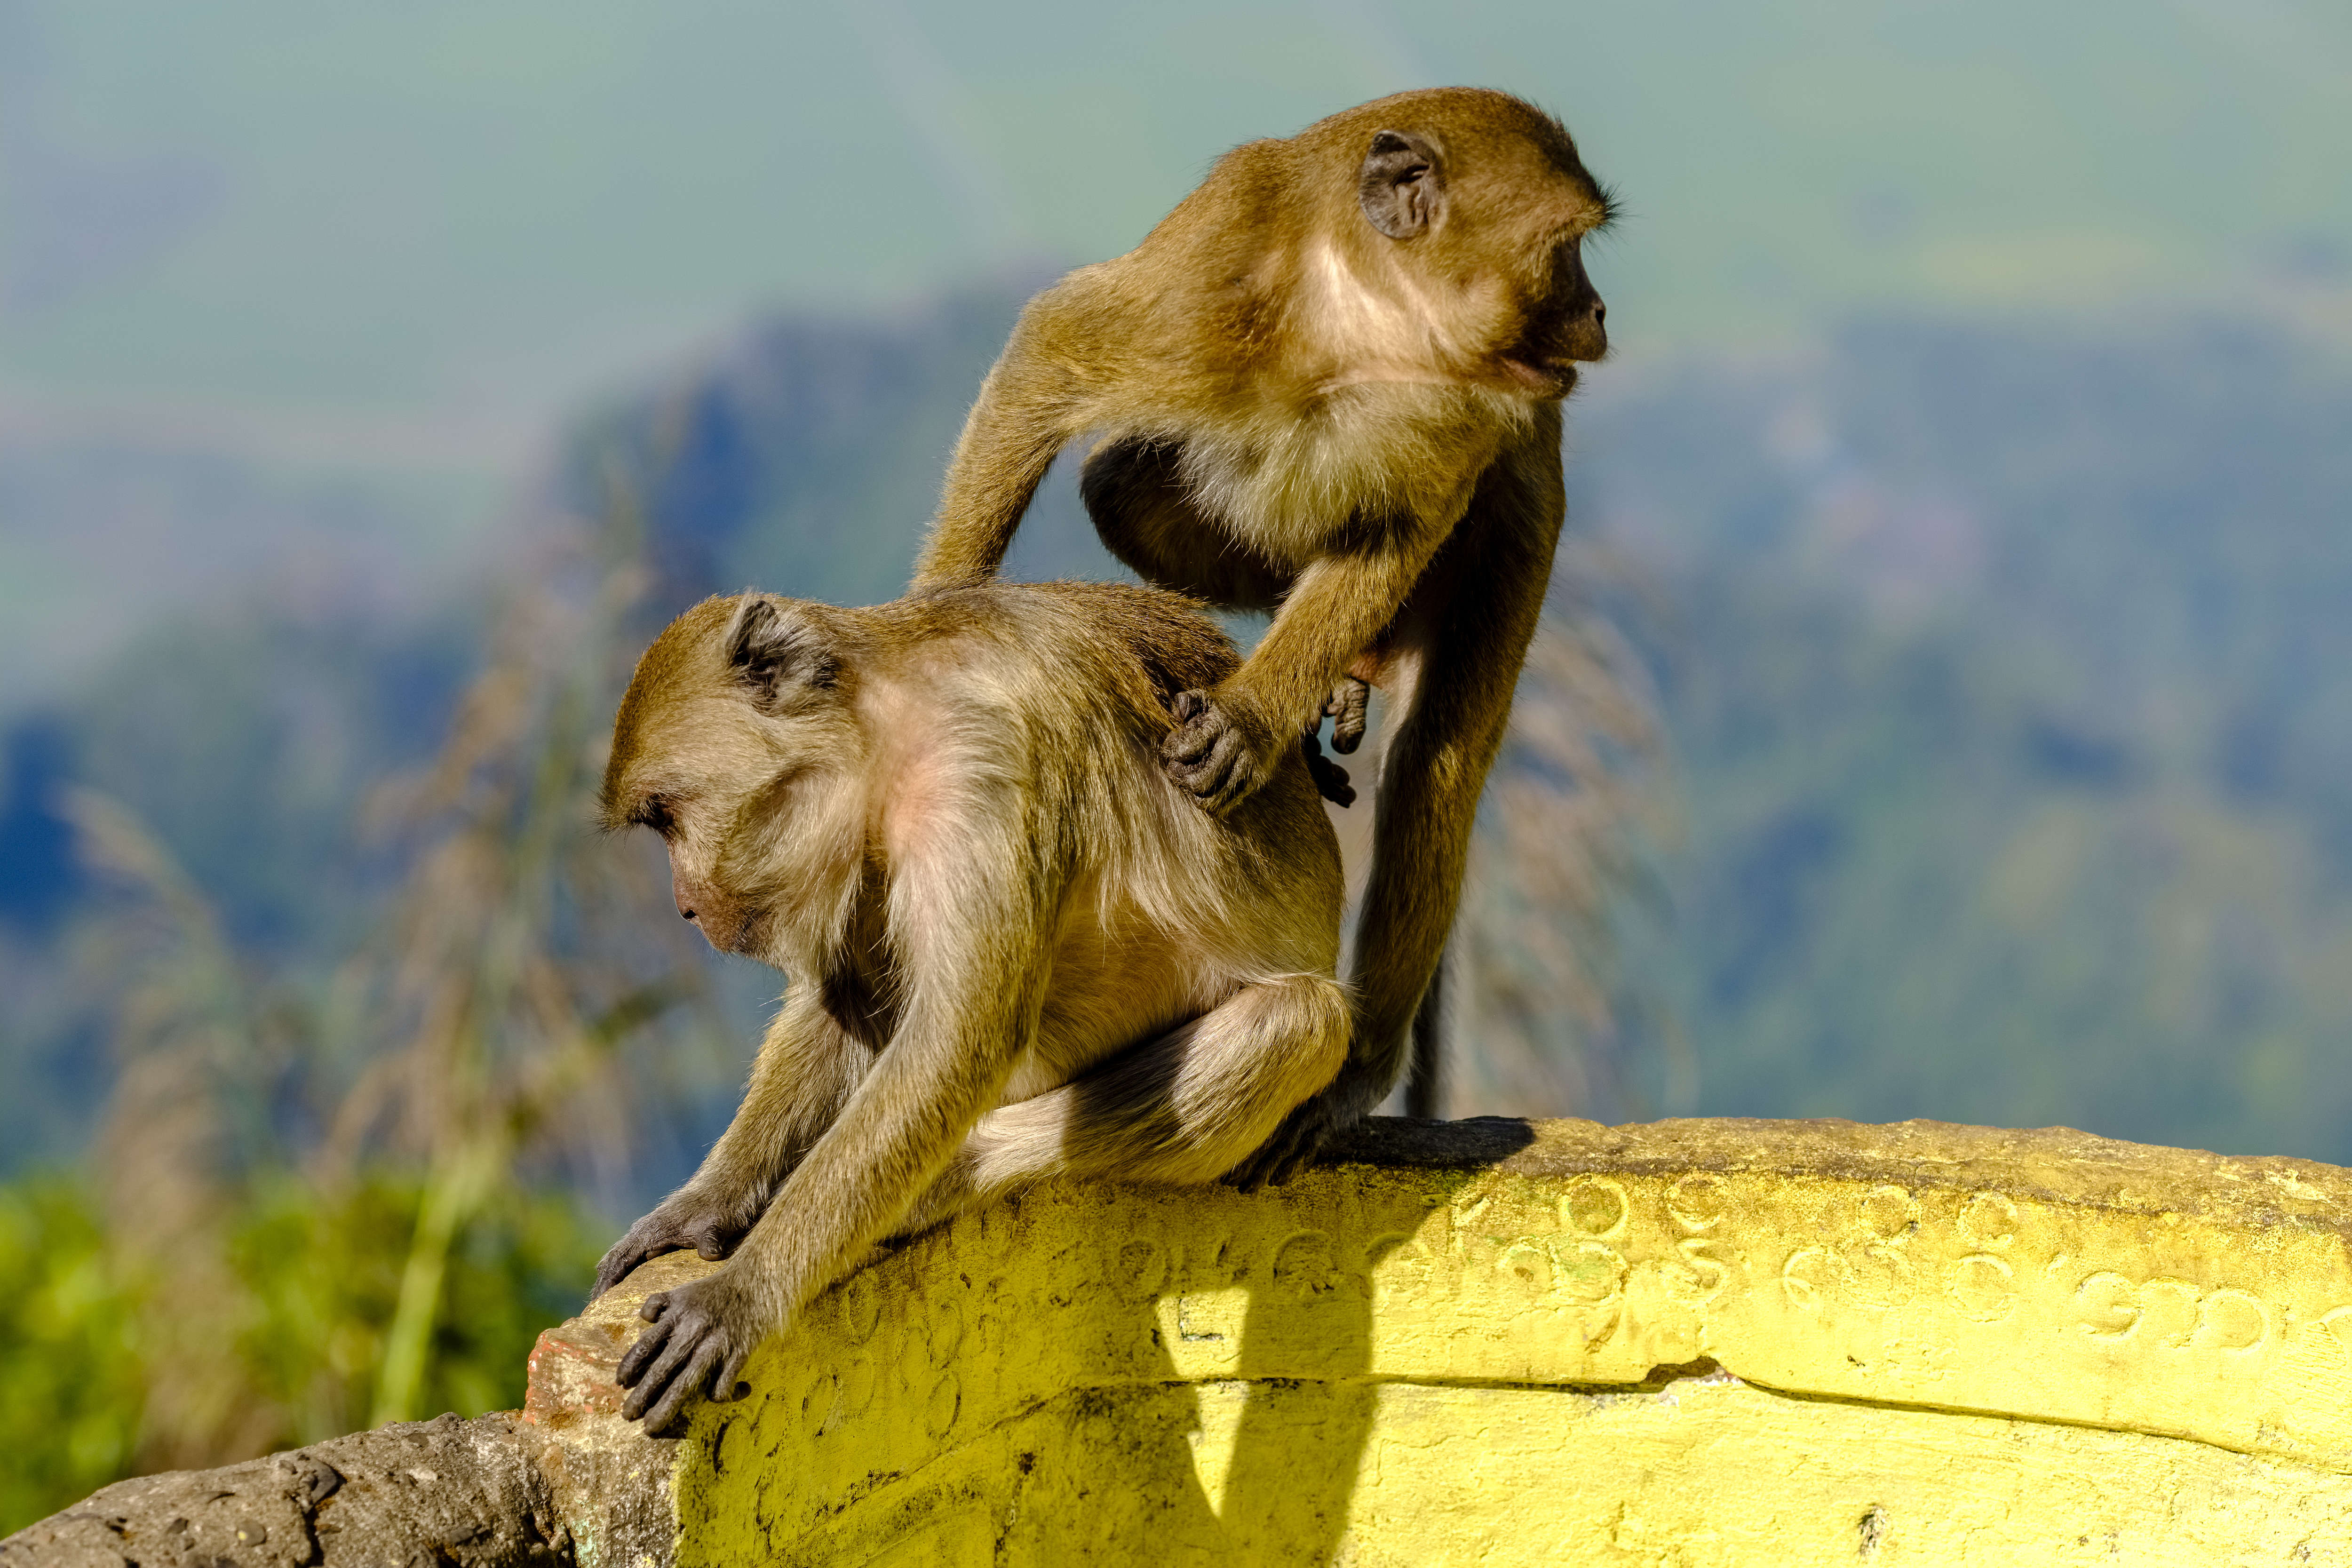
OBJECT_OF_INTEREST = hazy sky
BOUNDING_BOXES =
[2,0,2346,478]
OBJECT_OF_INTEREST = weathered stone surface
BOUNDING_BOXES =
[518,1251,702,1568]
[20,1115,2352,1566]
[0,1412,563,1568]
[657,1116,2352,1564]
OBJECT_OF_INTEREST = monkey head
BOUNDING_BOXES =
[1302,87,1613,398]
[600,594,869,969]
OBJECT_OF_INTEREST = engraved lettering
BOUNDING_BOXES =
[1782,1247,1829,1312]
[1176,1295,1233,1342]
[1561,1176,1631,1239]
[1859,1185,1918,1242]
[1948,1253,2016,1322]
[840,1357,877,1418]
[1272,1230,1341,1300]
[1499,1237,1624,1305]
[2194,1288,2268,1352]
[1555,1240,1628,1305]
[2141,1278,2201,1350]
[1663,1238,1729,1305]
[928,1299,964,1360]
[2070,1273,2270,1353]
[1668,1173,1728,1233]
[1118,1238,1167,1299]
[1497,1240,1554,1300]
[1957,1192,2018,1250]
[800,1369,839,1439]
[924,1371,961,1440]
[2076,1271,2141,1337]
[840,1272,881,1341]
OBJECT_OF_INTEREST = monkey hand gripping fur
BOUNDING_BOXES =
[590,582,1349,1432]
[912,86,1612,1164]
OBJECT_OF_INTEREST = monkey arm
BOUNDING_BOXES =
[590,987,865,1300]
[616,852,1052,1431]
[1164,516,1455,812]
[912,315,1089,589]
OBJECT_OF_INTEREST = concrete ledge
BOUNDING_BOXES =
[607,1116,2352,1565]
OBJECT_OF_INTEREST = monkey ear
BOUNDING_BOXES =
[1358,129,1444,240]
[724,595,839,712]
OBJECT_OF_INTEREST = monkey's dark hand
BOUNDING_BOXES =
[591,1186,762,1301]
[1300,731,1355,807]
[615,1267,764,1434]
[1323,677,1371,755]
[1162,689,1281,815]
[1223,1074,1379,1192]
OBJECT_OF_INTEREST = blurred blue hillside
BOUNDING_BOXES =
[6,291,2351,1173]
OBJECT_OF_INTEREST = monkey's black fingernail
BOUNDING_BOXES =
[733,1381,752,1401]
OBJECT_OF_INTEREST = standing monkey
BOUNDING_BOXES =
[912,88,1613,1177]
[591,581,1348,1430]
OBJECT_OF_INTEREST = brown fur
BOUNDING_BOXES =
[591,581,1347,1431]
[911,88,1610,1170]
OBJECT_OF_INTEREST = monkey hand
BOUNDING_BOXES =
[1300,731,1355,808]
[1322,677,1371,755]
[1222,1072,1381,1192]
[1162,689,1284,814]
[615,1266,765,1434]
[591,1185,764,1301]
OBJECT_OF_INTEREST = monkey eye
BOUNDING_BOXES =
[635,796,676,836]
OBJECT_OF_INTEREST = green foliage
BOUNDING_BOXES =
[0,1170,603,1536]
[229,1175,602,1449]
[0,1177,144,1535]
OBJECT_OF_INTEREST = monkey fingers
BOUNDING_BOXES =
[1300,732,1355,808]
[1324,677,1372,755]
[1161,689,1273,814]
[617,1276,758,1433]
[591,1194,752,1300]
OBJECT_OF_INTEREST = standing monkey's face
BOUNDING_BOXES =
[1330,89,1613,397]
[600,595,866,967]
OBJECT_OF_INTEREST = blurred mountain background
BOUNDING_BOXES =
[3,0,2349,1526]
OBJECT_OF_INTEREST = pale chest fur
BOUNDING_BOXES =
[1165,381,1526,564]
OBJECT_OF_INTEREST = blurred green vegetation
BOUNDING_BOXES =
[0,1173,598,1533]
[0,1178,143,1531]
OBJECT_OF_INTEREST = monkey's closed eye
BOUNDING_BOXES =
[635,798,676,836]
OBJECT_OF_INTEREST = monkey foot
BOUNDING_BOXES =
[1324,676,1371,755]
[1301,731,1355,807]
[1224,1079,1375,1191]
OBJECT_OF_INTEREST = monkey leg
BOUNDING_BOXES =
[1231,417,1564,1187]
[591,987,869,1299]
[895,973,1350,1231]
[1402,944,1449,1119]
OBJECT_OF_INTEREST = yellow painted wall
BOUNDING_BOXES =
[554,1118,2352,1565]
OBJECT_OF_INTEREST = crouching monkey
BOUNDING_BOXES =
[590,581,1348,1430]
[911,88,1614,1172]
